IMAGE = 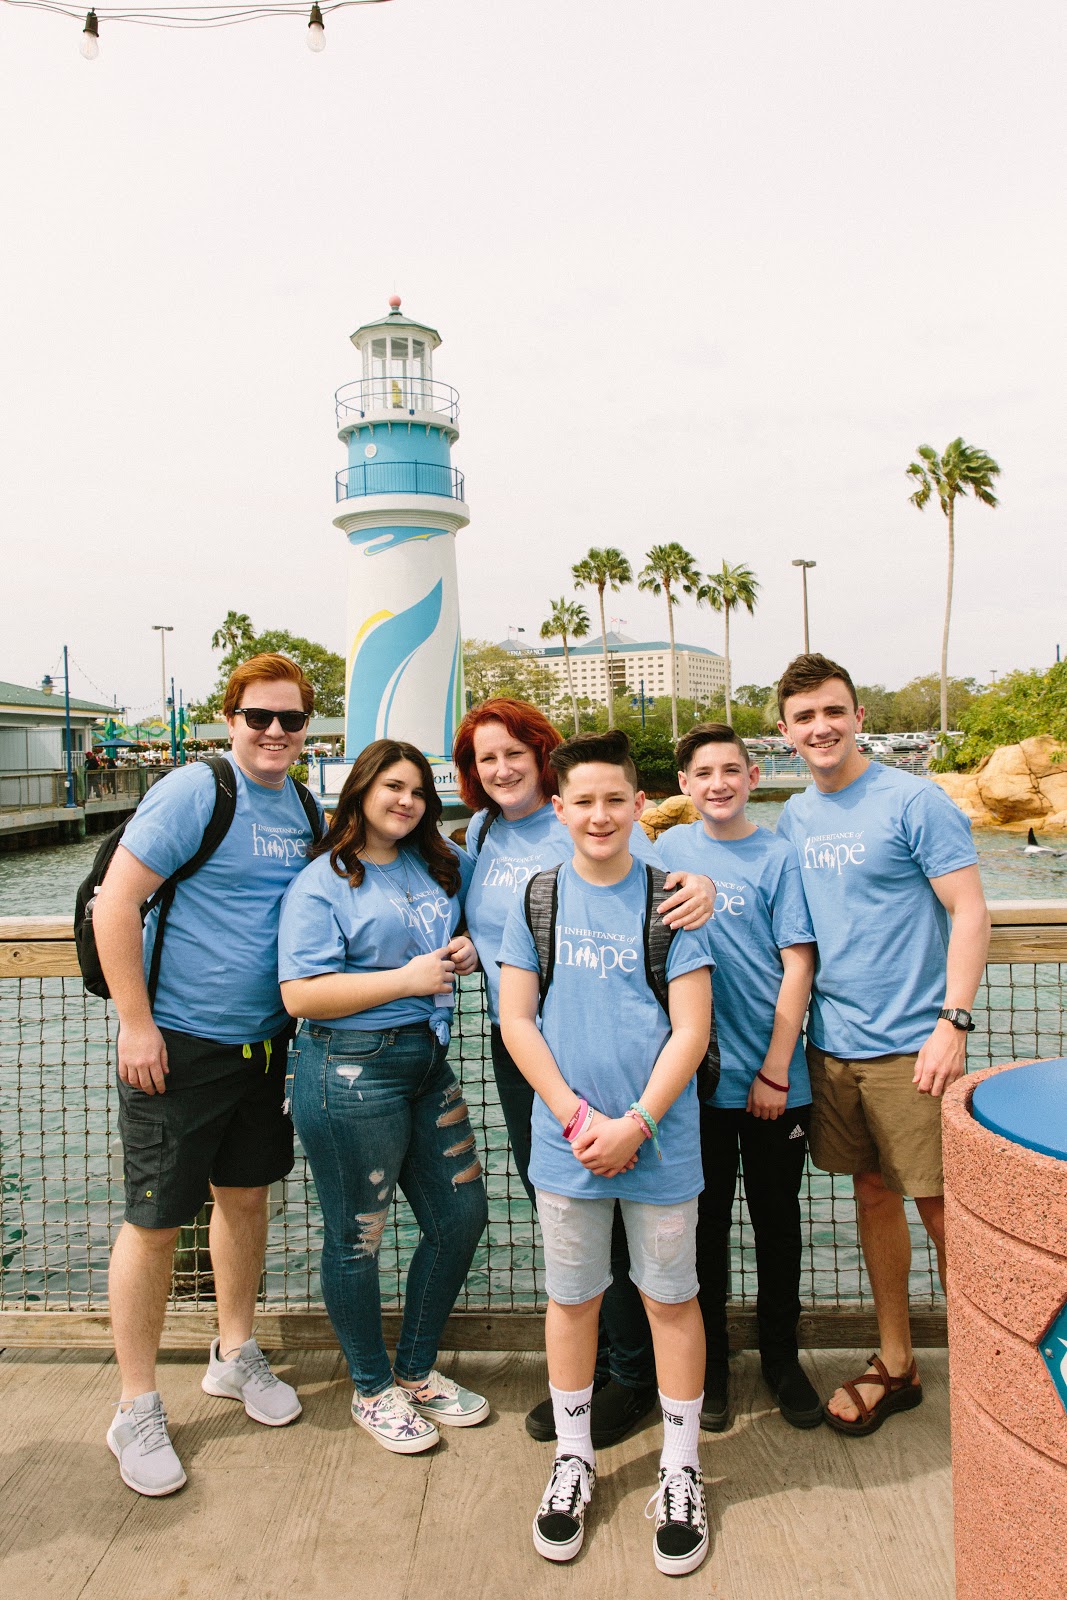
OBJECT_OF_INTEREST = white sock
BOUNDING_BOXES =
[659,1391,702,1472]
[550,1381,595,1466]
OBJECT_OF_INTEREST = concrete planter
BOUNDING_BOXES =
[943,1063,1067,1599]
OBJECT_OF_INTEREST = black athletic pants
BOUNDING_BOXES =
[696,1101,812,1372]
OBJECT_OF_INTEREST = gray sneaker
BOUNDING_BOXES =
[107,1391,187,1497]
[201,1337,302,1425]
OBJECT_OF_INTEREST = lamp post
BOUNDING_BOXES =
[62,645,76,807]
[791,560,816,653]
[152,625,174,726]
[168,679,177,767]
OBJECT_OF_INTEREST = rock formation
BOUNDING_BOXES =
[931,738,1067,832]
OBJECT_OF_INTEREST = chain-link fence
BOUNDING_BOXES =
[3,953,1063,1324]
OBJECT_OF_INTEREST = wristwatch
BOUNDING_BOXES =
[938,1007,975,1032]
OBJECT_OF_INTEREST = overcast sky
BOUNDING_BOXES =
[1,0,1063,717]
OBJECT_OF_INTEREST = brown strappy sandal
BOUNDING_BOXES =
[823,1354,923,1436]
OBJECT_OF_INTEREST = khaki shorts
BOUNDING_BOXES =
[805,1043,944,1198]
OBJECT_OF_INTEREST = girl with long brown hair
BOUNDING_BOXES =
[277,740,489,1454]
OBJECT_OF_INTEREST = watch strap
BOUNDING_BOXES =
[938,1007,975,1032]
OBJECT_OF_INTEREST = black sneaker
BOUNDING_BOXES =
[524,1396,557,1442]
[646,1464,709,1575]
[532,1454,596,1562]
[699,1364,730,1432]
[590,1379,658,1448]
[762,1358,823,1429]
[525,1376,615,1442]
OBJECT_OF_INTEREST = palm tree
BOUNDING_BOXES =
[637,543,699,739]
[697,561,760,727]
[571,547,632,729]
[211,611,256,656]
[907,438,1000,741]
[541,598,590,733]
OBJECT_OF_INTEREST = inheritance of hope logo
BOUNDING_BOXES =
[1040,1297,1067,1416]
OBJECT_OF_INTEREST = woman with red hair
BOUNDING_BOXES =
[453,698,713,1448]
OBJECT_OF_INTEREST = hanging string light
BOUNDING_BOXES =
[1,0,389,58]
[80,5,98,54]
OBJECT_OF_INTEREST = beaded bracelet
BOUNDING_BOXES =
[627,1102,661,1160]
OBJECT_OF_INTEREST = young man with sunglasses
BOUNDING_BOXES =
[94,654,322,1496]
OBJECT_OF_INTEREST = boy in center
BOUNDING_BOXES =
[499,731,714,1577]
[657,724,820,1432]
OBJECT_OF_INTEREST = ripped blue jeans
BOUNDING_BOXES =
[290,1021,488,1397]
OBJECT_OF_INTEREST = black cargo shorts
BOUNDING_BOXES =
[117,1022,296,1228]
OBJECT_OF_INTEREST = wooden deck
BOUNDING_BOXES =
[0,1345,954,1599]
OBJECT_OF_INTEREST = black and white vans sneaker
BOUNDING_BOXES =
[645,1464,709,1576]
[532,1454,596,1562]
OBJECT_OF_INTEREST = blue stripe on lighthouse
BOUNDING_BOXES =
[346,581,444,753]
[444,628,460,752]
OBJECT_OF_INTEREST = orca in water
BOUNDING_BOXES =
[1024,827,1066,856]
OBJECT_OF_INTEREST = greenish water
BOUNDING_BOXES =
[3,810,1065,915]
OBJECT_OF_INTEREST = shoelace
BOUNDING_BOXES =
[408,1371,457,1403]
[237,1343,279,1389]
[542,1457,593,1516]
[365,1387,420,1423]
[128,1400,172,1455]
[645,1467,702,1527]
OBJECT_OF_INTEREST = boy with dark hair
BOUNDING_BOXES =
[500,730,714,1575]
[776,653,989,1434]
[658,723,820,1432]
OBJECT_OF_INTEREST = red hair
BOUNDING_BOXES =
[453,698,562,817]
[223,653,315,718]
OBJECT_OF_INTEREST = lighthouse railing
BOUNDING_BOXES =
[335,462,466,503]
[1,905,1065,1350]
[335,378,461,425]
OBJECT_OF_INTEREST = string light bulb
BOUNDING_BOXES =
[307,2,325,50]
[80,8,99,58]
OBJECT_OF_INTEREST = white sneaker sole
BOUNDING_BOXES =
[351,1408,439,1455]
[107,1433,187,1497]
[201,1373,302,1426]
[532,1518,584,1562]
[408,1395,490,1428]
[653,1527,709,1576]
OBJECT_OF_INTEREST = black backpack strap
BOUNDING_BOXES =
[143,757,239,1005]
[468,810,490,857]
[292,777,326,842]
[643,863,721,1099]
[643,864,674,1016]
[522,864,561,1013]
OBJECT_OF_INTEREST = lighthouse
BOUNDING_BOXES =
[330,297,469,801]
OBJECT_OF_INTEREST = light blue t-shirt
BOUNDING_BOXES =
[463,802,658,1024]
[776,762,979,1058]
[656,822,815,1109]
[277,844,472,1032]
[498,856,713,1204]
[121,755,322,1044]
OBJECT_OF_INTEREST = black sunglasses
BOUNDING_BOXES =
[234,707,310,733]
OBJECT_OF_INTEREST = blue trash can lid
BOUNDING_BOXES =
[971,1059,1067,1161]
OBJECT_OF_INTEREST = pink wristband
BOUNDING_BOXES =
[626,1108,652,1141]
[563,1098,589,1142]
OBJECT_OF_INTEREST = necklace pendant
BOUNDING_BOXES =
[405,889,414,902]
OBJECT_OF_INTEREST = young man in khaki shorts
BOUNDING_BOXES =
[775,654,990,1434]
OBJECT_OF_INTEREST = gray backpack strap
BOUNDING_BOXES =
[643,864,721,1099]
[522,864,561,1013]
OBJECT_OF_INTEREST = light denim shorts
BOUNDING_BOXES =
[535,1190,699,1306]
